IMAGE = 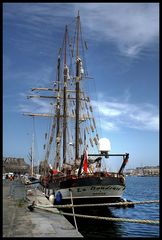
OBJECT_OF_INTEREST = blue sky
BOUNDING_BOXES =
[3,3,159,169]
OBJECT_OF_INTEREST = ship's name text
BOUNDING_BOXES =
[76,186,124,192]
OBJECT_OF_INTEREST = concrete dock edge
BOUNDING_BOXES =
[3,179,83,237]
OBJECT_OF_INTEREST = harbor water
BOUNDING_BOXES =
[64,176,159,238]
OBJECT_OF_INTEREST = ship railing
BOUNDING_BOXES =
[49,172,124,182]
[77,172,124,178]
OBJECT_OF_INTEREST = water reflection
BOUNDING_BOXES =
[63,206,124,238]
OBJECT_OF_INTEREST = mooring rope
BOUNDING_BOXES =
[69,189,78,231]
[32,205,159,225]
[60,211,159,225]
[34,199,159,209]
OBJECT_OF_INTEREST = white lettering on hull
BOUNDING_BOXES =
[55,185,125,199]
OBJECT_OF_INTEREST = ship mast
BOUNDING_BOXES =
[31,117,35,176]
[75,11,80,164]
[55,48,61,169]
[63,25,68,164]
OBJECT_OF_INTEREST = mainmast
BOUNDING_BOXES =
[63,25,68,164]
[75,11,81,164]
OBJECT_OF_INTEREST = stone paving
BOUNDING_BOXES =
[3,179,82,237]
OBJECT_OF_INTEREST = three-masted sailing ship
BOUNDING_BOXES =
[25,12,129,205]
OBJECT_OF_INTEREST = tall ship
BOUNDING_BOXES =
[25,12,129,205]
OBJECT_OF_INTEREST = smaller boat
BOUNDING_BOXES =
[25,118,41,185]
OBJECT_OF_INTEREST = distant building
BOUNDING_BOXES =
[124,166,159,176]
[143,166,159,176]
[3,157,30,174]
[124,169,135,175]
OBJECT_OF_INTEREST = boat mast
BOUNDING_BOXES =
[63,25,68,165]
[55,48,61,169]
[75,11,81,164]
[31,116,35,176]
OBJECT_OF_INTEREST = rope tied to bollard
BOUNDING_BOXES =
[27,200,159,225]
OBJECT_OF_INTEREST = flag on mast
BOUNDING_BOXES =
[83,149,88,173]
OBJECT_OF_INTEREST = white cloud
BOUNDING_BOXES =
[99,120,119,131]
[19,96,159,132]
[92,101,123,117]
[92,99,159,132]
[74,3,159,57]
[4,3,159,57]
[19,98,53,114]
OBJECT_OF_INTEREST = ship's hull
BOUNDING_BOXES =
[55,184,125,205]
[41,174,125,205]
